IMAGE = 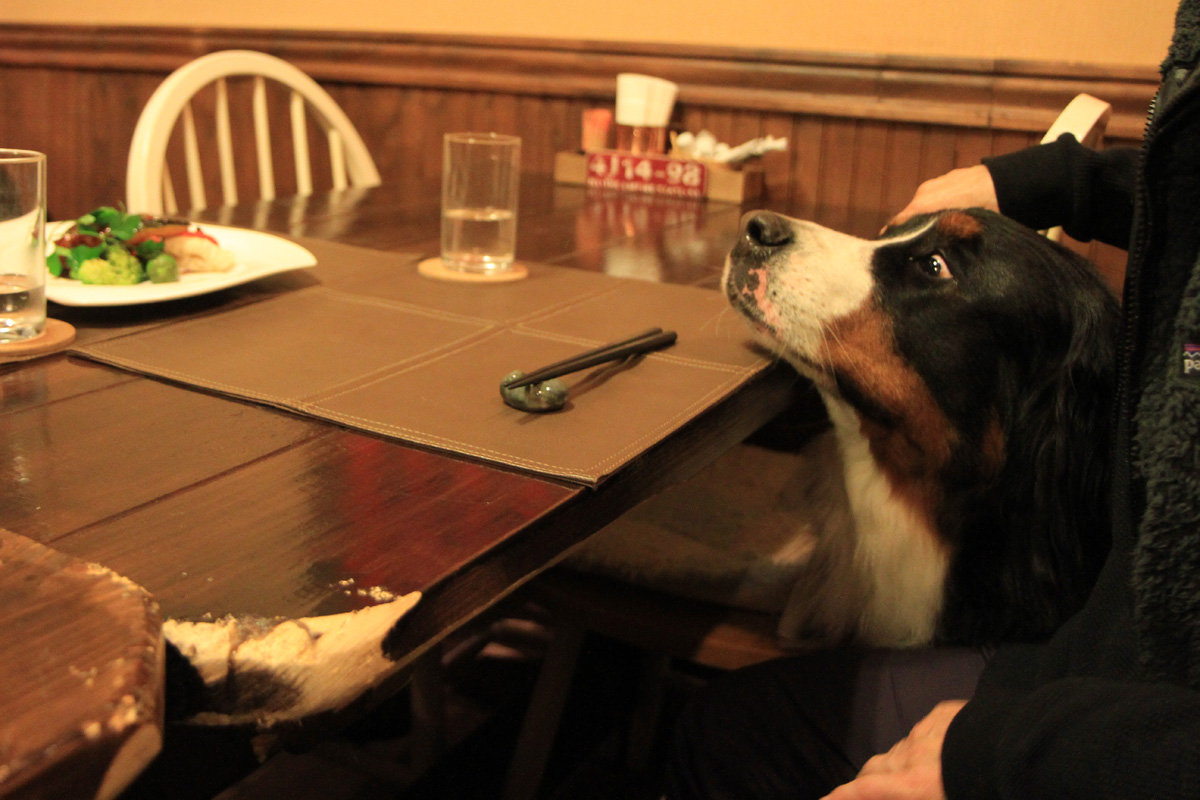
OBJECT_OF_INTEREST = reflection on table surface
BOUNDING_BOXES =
[190,175,890,289]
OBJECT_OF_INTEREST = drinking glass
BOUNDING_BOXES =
[440,133,521,274]
[0,149,46,342]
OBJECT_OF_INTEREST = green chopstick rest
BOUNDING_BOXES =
[500,370,569,413]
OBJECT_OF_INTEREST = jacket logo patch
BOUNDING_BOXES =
[1183,343,1200,375]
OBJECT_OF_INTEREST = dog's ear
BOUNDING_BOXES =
[942,252,1117,643]
[1011,293,1115,608]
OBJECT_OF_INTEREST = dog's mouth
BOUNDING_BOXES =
[724,254,842,391]
[724,273,769,327]
[723,250,781,332]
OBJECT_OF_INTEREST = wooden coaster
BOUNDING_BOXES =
[0,318,76,364]
[418,257,529,283]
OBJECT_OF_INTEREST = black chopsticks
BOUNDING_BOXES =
[501,327,678,389]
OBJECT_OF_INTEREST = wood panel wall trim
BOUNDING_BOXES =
[0,23,1158,138]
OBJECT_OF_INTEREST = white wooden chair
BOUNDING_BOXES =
[126,50,381,215]
[1040,93,1112,241]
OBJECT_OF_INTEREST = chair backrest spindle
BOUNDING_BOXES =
[251,76,276,202]
[161,168,179,216]
[290,91,314,196]
[181,103,207,212]
[215,77,238,207]
[329,129,348,191]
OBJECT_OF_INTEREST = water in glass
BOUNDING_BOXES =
[0,276,44,339]
[441,206,516,272]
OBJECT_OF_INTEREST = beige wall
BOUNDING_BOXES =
[0,0,1179,68]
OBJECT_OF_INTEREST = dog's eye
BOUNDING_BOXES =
[910,252,953,280]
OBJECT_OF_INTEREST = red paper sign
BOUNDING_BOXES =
[584,151,709,199]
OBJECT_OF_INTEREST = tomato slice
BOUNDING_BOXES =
[170,229,220,245]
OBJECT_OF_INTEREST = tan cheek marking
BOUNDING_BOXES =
[822,304,959,532]
[936,210,983,239]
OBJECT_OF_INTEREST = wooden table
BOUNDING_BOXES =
[1,176,824,797]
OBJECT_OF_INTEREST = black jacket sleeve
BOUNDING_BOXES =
[941,669,1200,799]
[982,135,1139,249]
[938,469,1200,799]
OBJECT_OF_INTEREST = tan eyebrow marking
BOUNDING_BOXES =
[936,211,983,239]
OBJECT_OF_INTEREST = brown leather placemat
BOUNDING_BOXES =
[69,238,771,486]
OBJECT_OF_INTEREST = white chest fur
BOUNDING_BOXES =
[814,394,950,646]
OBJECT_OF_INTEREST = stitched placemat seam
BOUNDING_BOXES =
[503,284,627,327]
[300,324,501,403]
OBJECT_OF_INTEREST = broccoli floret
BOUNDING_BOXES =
[145,253,179,283]
[75,258,117,284]
[105,247,145,284]
[75,248,145,285]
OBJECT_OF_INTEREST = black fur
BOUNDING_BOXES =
[877,210,1118,643]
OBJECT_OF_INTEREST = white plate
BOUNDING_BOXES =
[44,223,317,307]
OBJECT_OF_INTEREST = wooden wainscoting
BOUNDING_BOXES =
[0,24,1155,283]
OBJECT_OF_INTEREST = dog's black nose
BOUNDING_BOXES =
[743,211,794,248]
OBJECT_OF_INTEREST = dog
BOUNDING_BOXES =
[569,207,1118,649]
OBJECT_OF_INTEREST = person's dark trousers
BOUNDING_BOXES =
[664,647,989,799]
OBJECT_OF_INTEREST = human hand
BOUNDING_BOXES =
[887,166,998,229]
[820,700,968,800]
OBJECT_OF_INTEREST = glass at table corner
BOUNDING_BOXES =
[0,148,46,343]
[0,149,47,343]
[440,132,521,275]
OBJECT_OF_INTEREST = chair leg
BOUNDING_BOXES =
[501,620,587,800]
[624,651,671,774]
[409,647,446,775]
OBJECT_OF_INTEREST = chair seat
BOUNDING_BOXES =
[527,568,787,672]
[565,430,840,618]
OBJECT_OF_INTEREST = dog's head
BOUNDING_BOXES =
[724,208,1118,642]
